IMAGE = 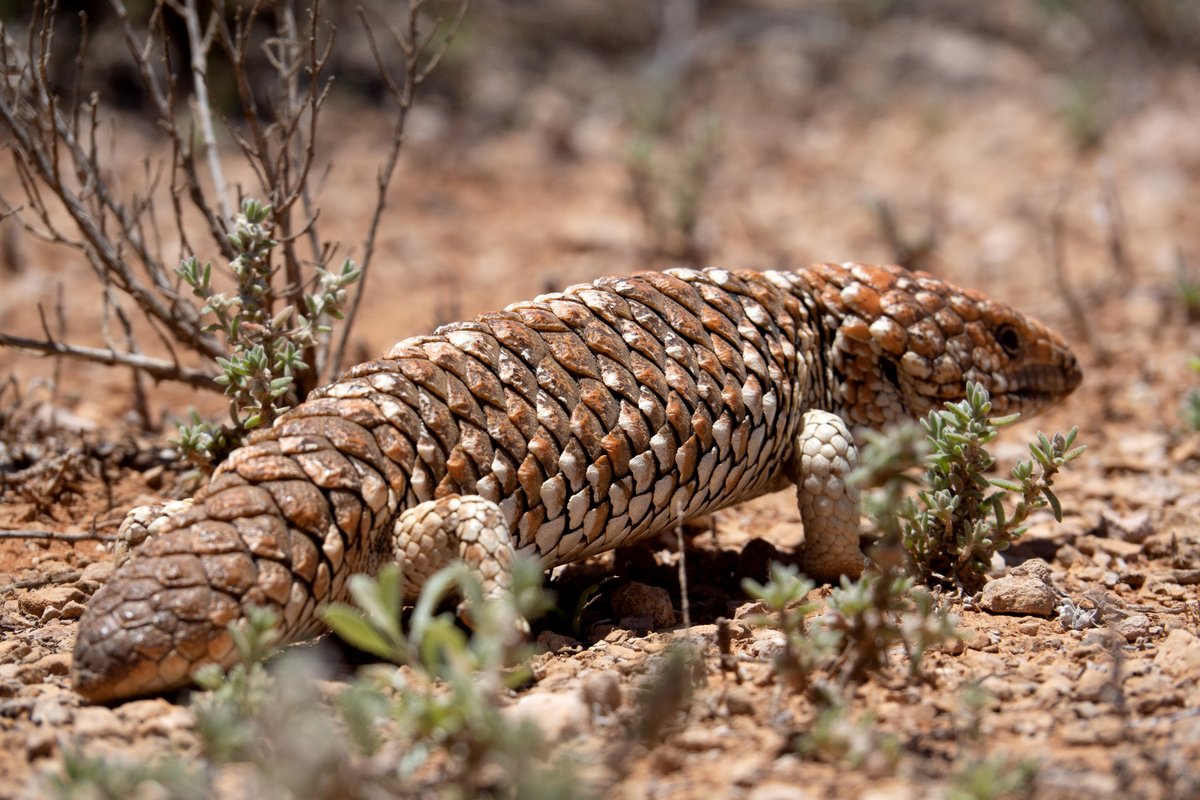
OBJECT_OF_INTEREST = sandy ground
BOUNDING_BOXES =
[2,3,1200,798]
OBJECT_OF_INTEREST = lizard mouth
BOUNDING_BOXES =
[1005,357,1083,407]
[1011,387,1059,405]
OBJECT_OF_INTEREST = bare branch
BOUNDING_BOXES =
[416,0,471,83]
[109,0,233,262]
[2,1,469,433]
[0,570,84,595]
[216,1,273,190]
[179,0,232,221]
[1100,167,1132,287]
[0,29,227,360]
[1046,179,1107,365]
[0,332,217,389]
[69,11,89,142]
[330,0,471,376]
[0,531,117,542]
[112,289,154,429]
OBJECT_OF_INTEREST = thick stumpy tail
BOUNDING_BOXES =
[72,407,402,701]
[72,536,244,701]
[71,483,331,701]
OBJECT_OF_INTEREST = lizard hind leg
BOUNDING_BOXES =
[794,409,869,582]
[391,494,521,620]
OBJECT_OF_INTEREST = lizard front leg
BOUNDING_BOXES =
[795,409,868,581]
[393,495,519,607]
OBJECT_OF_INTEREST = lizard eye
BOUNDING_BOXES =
[996,324,1021,356]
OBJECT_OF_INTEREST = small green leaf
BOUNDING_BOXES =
[271,306,294,329]
[375,564,404,624]
[946,405,971,425]
[410,564,470,645]
[1042,487,1063,521]
[348,571,404,647]
[322,604,397,660]
[1064,445,1087,462]
[191,663,226,691]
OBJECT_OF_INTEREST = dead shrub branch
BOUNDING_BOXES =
[0,0,468,413]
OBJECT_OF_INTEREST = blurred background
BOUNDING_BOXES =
[1,0,1199,426]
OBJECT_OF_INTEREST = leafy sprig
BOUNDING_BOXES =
[887,382,1086,591]
[172,199,361,470]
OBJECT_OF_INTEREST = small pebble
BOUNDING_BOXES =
[1155,629,1200,677]
[25,727,56,760]
[724,686,755,716]
[611,582,676,629]
[74,706,127,740]
[1075,665,1113,702]
[979,575,1056,617]
[580,671,622,713]
[1114,613,1151,642]
[503,691,590,741]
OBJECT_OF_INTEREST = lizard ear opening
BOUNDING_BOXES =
[880,357,902,393]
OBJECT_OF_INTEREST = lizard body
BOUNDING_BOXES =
[72,263,1081,701]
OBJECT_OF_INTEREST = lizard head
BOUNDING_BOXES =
[804,262,1082,430]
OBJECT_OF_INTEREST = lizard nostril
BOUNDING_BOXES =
[1065,355,1083,392]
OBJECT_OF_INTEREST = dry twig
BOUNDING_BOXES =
[330,0,472,376]
[0,331,215,389]
[0,0,469,408]
[0,570,82,595]
[1047,180,1108,364]
[0,530,117,542]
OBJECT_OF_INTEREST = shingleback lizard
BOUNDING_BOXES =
[72,263,1082,701]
